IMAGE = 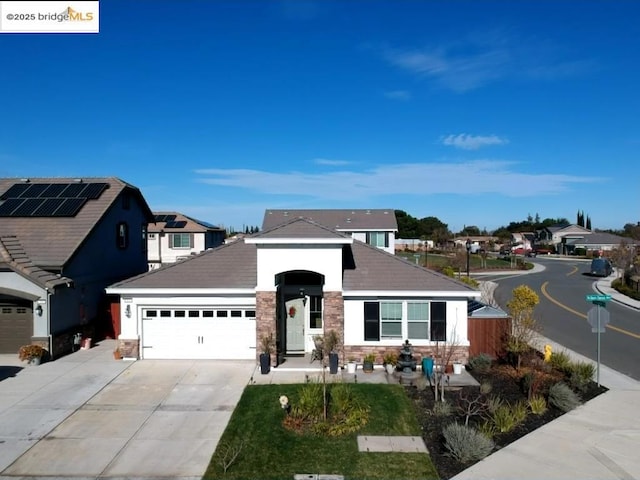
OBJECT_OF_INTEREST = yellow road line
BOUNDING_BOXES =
[566,266,578,277]
[540,281,640,339]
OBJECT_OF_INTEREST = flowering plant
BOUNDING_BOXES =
[288,306,296,318]
[18,344,45,361]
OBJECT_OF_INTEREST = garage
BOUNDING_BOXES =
[140,307,256,360]
[0,295,32,353]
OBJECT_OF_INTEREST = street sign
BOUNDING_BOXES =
[588,306,609,333]
[586,294,612,303]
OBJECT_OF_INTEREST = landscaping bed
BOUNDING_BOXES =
[406,356,608,480]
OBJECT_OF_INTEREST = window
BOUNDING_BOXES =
[245,310,256,318]
[407,302,429,339]
[230,310,242,317]
[188,310,200,317]
[216,310,228,317]
[116,222,129,249]
[1,307,11,314]
[145,310,158,317]
[381,302,402,338]
[148,233,156,239]
[174,310,186,317]
[160,310,171,317]
[363,300,445,342]
[203,310,214,317]
[366,232,389,248]
[170,233,193,249]
[309,295,322,329]
[141,224,147,253]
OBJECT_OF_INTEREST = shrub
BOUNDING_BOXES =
[469,353,492,373]
[486,395,504,414]
[489,401,527,433]
[520,370,544,400]
[567,361,595,393]
[549,351,572,373]
[414,375,429,391]
[431,400,453,417]
[528,395,547,415]
[443,423,494,463]
[477,420,498,439]
[548,382,580,412]
[18,344,46,361]
[291,381,323,420]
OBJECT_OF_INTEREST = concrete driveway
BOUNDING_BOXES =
[0,339,255,478]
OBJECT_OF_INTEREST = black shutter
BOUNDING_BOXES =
[384,232,389,248]
[364,302,380,341]
[430,301,447,341]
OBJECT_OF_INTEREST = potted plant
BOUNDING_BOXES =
[383,352,398,374]
[323,329,340,374]
[259,333,274,374]
[346,357,357,374]
[362,353,376,373]
[18,344,46,365]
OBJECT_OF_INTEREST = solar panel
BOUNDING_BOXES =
[52,198,87,217]
[81,182,108,199]
[40,183,69,198]
[19,183,49,198]
[12,198,44,216]
[32,198,65,216]
[165,220,187,228]
[59,183,88,198]
[0,183,31,200]
[0,198,24,216]
[154,214,167,222]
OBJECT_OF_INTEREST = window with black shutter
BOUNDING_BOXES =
[364,302,380,341]
[430,301,447,341]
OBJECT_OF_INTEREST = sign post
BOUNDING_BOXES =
[585,294,611,386]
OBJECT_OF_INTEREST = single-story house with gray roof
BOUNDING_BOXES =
[107,217,480,365]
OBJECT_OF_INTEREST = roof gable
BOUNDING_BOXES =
[262,209,398,231]
[253,217,351,240]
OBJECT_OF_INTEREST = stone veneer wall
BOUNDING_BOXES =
[256,291,276,363]
[343,345,469,367]
[117,338,139,359]
[322,291,344,362]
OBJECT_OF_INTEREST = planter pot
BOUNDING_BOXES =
[363,361,374,373]
[329,353,339,374]
[385,363,396,375]
[346,362,356,374]
[28,357,41,366]
[453,363,463,375]
[445,363,454,374]
[259,353,271,374]
[422,357,434,377]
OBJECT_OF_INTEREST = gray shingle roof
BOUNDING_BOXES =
[0,177,153,268]
[566,232,640,246]
[262,209,398,231]
[111,218,475,294]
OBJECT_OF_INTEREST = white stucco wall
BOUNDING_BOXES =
[256,245,344,291]
[343,298,469,347]
[147,232,207,266]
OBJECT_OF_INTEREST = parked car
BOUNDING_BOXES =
[590,258,613,277]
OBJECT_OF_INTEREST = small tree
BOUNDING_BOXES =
[432,323,460,402]
[609,240,637,279]
[505,285,540,371]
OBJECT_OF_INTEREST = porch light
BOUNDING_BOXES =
[35,305,43,316]
[125,305,131,318]
[299,288,307,306]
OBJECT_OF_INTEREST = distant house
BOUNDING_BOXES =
[536,224,592,254]
[262,209,398,255]
[564,232,640,254]
[147,212,225,270]
[107,216,480,362]
[0,177,153,356]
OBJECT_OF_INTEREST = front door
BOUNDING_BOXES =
[285,298,305,352]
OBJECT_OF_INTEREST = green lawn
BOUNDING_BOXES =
[204,383,438,480]
[398,251,529,270]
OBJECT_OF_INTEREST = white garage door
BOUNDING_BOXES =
[141,307,256,360]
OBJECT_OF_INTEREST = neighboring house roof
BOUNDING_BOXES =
[262,209,398,232]
[554,224,592,236]
[565,232,640,247]
[149,211,224,233]
[110,217,475,294]
[0,236,72,290]
[467,300,509,318]
[0,177,154,269]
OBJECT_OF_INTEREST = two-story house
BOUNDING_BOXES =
[262,209,398,255]
[147,212,225,270]
[0,177,153,357]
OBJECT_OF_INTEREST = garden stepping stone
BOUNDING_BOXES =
[357,435,428,453]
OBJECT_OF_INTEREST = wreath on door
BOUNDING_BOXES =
[288,306,296,318]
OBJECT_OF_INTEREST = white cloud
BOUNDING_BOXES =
[314,158,351,166]
[195,160,601,201]
[441,134,508,150]
[384,90,411,101]
[380,32,594,92]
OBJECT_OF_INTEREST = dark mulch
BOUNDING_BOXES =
[405,363,608,480]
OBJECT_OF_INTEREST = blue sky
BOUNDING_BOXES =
[2,0,639,233]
